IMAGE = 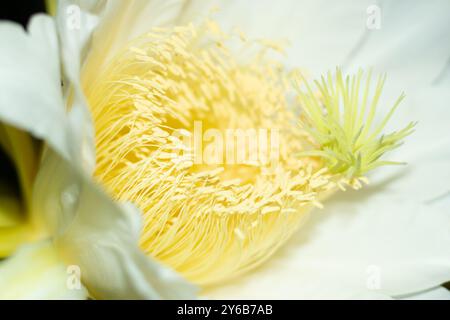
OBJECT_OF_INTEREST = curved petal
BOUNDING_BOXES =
[76,0,374,79]
[33,149,197,299]
[0,240,88,300]
[400,287,450,300]
[205,80,450,299]
[0,15,72,161]
[0,182,32,257]
[345,0,450,87]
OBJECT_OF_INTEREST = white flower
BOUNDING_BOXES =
[1,0,449,300]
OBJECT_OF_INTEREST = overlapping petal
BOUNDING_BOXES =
[0,9,197,300]
[200,0,450,299]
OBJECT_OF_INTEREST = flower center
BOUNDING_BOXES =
[85,22,333,286]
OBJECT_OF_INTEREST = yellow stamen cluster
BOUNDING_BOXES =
[84,21,411,286]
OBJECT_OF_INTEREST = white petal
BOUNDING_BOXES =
[209,0,450,84]
[55,0,450,299]
[0,15,72,161]
[69,0,189,75]
[204,1,450,299]
[33,150,197,299]
[75,0,372,80]
[345,0,450,87]
[0,240,88,299]
[0,125,39,207]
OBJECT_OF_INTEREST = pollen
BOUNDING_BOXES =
[84,21,412,286]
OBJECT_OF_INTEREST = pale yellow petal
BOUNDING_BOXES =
[0,240,88,299]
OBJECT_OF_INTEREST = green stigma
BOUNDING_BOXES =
[295,68,415,185]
